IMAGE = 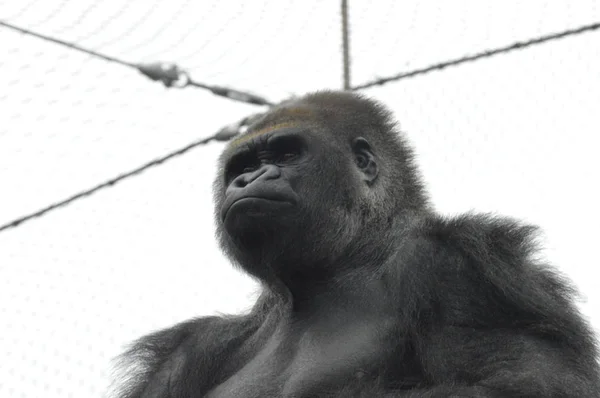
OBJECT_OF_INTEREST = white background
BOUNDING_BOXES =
[0,1,599,397]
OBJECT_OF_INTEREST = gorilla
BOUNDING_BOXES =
[112,91,600,397]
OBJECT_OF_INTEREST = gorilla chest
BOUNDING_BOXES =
[206,318,398,397]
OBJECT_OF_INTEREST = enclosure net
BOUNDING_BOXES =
[1,1,599,397]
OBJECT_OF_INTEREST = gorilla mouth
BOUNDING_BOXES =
[222,196,295,222]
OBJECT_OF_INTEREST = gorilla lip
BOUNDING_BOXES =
[222,196,294,222]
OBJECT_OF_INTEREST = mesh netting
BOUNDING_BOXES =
[1,1,599,396]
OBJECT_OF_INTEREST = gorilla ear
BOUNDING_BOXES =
[352,137,378,184]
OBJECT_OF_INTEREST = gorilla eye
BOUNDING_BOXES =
[225,152,258,182]
[355,153,369,169]
[279,152,299,162]
[271,135,304,163]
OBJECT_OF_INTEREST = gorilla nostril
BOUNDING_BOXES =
[231,176,247,189]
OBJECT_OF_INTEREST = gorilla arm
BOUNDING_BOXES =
[330,214,599,398]
[110,315,261,398]
[397,215,599,397]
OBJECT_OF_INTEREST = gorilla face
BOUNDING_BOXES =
[220,126,307,234]
[214,121,379,278]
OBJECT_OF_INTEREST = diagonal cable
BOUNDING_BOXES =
[0,20,272,106]
[0,113,259,233]
[352,21,600,90]
[0,137,210,232]
[0,19,135,67]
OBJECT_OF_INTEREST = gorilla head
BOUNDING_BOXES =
[213,91,429,290]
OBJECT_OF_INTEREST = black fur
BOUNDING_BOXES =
[111,91,600,397]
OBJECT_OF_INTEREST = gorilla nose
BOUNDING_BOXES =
[222,163,295,222]
[231,164,280,189]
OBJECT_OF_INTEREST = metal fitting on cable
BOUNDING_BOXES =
[137,62,273,106]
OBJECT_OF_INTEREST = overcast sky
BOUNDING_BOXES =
[1,1,599,397]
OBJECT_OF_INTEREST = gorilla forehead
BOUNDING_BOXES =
[228,122,301,148]
[234,91,396,146]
